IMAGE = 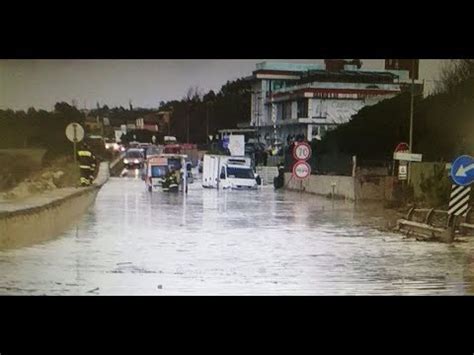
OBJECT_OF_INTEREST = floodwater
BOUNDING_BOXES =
[1,174,474,295]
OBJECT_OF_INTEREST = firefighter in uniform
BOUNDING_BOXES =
[77,144,97,186]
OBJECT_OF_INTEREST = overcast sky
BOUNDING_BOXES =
[0,59,448,111]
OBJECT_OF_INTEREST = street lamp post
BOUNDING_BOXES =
[408,59,416,184]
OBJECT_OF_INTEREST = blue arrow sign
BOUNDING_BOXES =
[450,155,474,186]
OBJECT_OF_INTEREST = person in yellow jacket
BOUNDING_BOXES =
[77,144,97,186]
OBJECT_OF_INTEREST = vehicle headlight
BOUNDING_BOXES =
[134,159,139,164]
[124,159,129,164]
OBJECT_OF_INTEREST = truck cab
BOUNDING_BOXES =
[202,155,258,190]
[220,163,257,190]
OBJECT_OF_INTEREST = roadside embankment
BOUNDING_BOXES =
[0,162,109,249]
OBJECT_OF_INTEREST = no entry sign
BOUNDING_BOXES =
[293,161,311,179]
[293,142,312,161]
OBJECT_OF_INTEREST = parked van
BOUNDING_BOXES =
[202,155,259,190]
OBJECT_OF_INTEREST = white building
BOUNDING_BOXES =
[246,60,422,145]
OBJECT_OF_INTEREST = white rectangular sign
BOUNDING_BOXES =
[228,135,245,156]
[393,152,423,162]
[398,164,407,180]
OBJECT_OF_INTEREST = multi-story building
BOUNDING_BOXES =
[246,60,423,145]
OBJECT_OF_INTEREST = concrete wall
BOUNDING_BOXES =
[284,173,355,200]
[284,172,396,201]
[353,167,393,201]
[0,162,109,249]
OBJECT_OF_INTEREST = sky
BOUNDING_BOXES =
[0,59,448,111]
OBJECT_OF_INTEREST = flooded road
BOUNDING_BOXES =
[1,175,474,295]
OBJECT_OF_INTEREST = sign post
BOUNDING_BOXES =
[448,155,474,217]
[292,142,312,189]
[293,161,311,179]
[65,122,85,163]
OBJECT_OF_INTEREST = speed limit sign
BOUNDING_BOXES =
[293,142,312,161]
[293,161,311,179]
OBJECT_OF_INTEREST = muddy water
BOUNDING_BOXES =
[1,176,474,295]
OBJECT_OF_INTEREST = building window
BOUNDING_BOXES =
[297,98,308,118]
[282,102,292,120]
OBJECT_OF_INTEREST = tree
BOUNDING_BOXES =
[54,102,83,122]
[27,107,37,117]
[435,59,474,94]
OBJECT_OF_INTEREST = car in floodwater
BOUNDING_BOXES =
[123,148,145,169]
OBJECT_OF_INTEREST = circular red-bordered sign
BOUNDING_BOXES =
[292,161,311,179]
[293,142,312,161]
[394,142,409,153]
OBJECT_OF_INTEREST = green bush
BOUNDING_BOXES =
[418,164,451,208]
[0,153,36,191]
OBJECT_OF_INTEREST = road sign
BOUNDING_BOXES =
[398,163,407,180]
[65,122,84,143]
[292,161,311,179]
[448,184,471,216]
[393,152,422,162]
[394,142,409,153]
[228,135,245,156]
[293,142,312,161]
[450,155,474,186]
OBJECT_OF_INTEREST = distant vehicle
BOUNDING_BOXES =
[123,148,145,169]
[145,145,162,158]
[164,136,177,144]
[202,155,259,190]
[105,138,120,151]
[128,141,140,148]
[163,144,181,154]
[138,143,151,150]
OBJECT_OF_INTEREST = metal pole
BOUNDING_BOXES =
[73,124,78,164]
[206,103,209,142]
[408,59,416,184]
[73,140,77,164]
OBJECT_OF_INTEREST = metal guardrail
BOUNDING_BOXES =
[397,207,474,243]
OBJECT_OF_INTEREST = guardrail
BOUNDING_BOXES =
[397,207,474,243]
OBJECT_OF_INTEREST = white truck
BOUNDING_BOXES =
[202,155,259,190]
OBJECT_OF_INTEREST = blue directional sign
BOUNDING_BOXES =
[450,155,474,186]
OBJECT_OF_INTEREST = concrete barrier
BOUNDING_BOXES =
[0,162,109,249]
[284,173,355,200]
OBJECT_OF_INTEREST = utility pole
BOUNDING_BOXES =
[408,59,416,184]
[186,103,190,143]
[206,102,210,143]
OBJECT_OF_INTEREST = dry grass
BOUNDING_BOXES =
[0,153,81,197]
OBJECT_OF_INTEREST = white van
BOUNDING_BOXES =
[144,154,189,192]
[202,155,259,190]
